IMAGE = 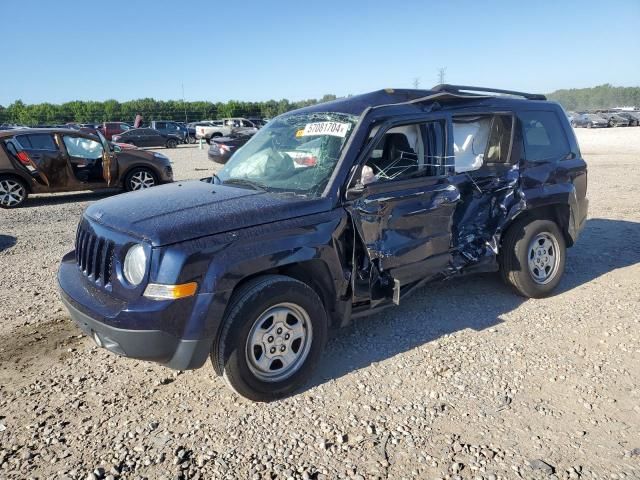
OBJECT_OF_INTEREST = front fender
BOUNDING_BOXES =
[172,209,350,341]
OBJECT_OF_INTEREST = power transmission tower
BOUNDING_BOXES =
[412,77,421,89]
[437,67,447,85]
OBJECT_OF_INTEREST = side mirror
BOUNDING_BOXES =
[112,144,122,153]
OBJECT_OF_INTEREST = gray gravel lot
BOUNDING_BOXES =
[0,129,639,479]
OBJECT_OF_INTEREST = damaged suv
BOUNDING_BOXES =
[58,85,588,401]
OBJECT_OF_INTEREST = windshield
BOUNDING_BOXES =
[218,112,358,197]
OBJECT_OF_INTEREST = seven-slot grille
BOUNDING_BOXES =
[75,223,115,288]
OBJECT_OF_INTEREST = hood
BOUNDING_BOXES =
[84,180,330,246]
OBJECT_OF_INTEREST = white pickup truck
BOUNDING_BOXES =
[195,118,260,143]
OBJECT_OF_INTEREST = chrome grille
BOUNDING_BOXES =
[75,224,115,288]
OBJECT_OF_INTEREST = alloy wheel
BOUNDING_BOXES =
[527,232,561,284]
[245,302,313,382]
[129,170,155,190]
[0,179,26,207]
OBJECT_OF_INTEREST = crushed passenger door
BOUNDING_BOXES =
[345,116,460,306]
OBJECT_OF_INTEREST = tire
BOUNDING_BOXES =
[0,176,28,208]
[124,167,157,192]
[186,136,196,144]
[570,121,576,128]
[166,138,178,149]
[499,218,566,298]
[212,275,328,402]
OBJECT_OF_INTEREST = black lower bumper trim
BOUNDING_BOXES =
[60,294,211,370]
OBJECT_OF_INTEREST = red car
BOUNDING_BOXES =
[98,122,133,140]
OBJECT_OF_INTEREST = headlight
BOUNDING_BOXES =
[123,244,147,285]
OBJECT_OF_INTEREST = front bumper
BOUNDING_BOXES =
[58,252,213,370]
[61,291,210,370]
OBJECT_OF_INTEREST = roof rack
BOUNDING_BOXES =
[432,84,547,101]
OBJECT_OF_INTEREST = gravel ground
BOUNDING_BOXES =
[0,129,639,480]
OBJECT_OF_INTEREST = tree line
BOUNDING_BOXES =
[546,84,640,111]
[0,95,338,126]
[1,85,638,126]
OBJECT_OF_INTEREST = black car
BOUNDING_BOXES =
[571,113,609,128]
[112,128,181,148]
[58,85,588,401]
[596,111,630,127]
[612,111,640,127]
[207,131,255,163]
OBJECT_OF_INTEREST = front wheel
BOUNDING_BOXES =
[500,219,566,298]
[212,275,328,402]
[166,138,178,148]
[124,167,157,191]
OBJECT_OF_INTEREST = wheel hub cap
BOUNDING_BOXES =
[246,302,312,382]
[130,171,155,190]
[0,179,25,207]
[527,232,560,284]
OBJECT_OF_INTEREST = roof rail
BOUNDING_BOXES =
[432,84,547,101]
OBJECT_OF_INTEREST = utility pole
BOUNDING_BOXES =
[181,82,188,123]
[437,67,447,85]
[412,77,420,89]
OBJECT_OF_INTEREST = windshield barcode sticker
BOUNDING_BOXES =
[302,122,350,138]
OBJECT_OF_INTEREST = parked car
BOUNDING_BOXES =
[194,120,231,142]
[149,120,194,144]
[571,113,609,128]
[58,84,588,401]
[112,141,139,151]
[207,131,255,164]
[195,118,261,142]
[98,122,134,140]
[0,128,173,208]
[112,128,181,148]
[245,117,268,128]
[596,111,630,127]
[178,122,197,143]
[611,111,640,126]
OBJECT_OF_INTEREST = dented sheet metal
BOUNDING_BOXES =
[347,164,527,302]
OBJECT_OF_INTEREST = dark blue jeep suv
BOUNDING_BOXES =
[58,85,588,401]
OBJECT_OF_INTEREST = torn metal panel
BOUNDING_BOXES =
[448,164,525,273]
[347,163,530,305]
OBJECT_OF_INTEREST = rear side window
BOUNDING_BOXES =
[452,114,513,172]
[520,111,570,161]
[15,134,57,151]
[155,122,166,129]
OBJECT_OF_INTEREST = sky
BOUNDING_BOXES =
[1,0,639,105]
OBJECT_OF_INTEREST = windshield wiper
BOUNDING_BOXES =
[223,177,269,192]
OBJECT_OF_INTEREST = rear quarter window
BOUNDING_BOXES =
[15,134,58,151]
[519,111,570,161]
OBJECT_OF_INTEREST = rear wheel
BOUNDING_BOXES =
[124,167,157,191]
[212,275,328,402]
[0,176,28,208]
[166,138,178,148]
[500,219,566,298]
